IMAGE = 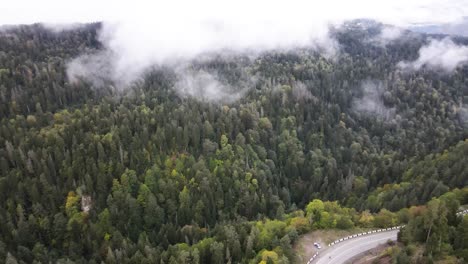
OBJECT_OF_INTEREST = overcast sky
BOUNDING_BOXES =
[2,0,468,26]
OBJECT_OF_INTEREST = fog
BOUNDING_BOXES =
[373,26,404,46]
[352,80,395,120]
[398,38,468,72]
[4,0,468,101]
[173,70,251,104]
[67,51,115,87]
[459,106,468,126]
[65,13,339,94]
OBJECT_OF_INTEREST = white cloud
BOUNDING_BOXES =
[398,38,468,72]
[64,1,344,94]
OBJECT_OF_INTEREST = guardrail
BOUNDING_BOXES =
[326,226,404,248]
[306,252,319,264]
[306,226,403,264]
[306,209,468,264]
[456,209,468,216]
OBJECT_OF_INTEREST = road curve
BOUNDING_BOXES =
[313,230,399,264]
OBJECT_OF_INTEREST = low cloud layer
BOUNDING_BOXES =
[65,10,340,101]
[27,0,466,101]
[398,38,468,72]
[66,16,339,96]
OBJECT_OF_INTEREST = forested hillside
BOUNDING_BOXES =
[0,22,467,263]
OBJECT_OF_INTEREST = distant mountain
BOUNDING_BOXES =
[408,17,468,37]
[336,19,417,41]
[338,19,384,34]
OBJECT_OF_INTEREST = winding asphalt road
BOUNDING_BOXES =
[313,230,399,264]
[308,209,468,264]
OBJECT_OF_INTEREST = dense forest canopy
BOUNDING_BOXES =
[0,20,467,263]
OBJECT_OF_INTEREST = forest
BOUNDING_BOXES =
[0,21,467,263]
